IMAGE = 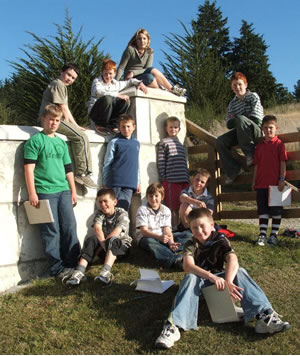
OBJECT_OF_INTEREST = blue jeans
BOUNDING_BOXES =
[168,268,271,330]
[216,115,262,178]
[112,187,134,211]
[139,230,193,268]
[38,191,81,276]
[134,67,155,86]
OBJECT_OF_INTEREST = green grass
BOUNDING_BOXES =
[0,221,299,355]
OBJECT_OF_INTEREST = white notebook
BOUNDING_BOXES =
[134,268,174,294]
[202,284,244,323]
[24,200,54,224]
[268,186,292,206]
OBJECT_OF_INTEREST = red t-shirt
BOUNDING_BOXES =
[253,136,287,189]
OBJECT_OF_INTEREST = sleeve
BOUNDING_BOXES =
[157,141,167,181]
[50,81,68,105]
[183,239,196,257]
[249,93,264,125]
[279,142,288,161]
[144,51,153,69]
[92,211,104,228]
[91,77,118,98]
[135,206,149,228]
[24,135,39,161]
[62,140,72,166]
[162,206,172,228]
[205,193,215,211]
[116,47,131,80]
[225,98,235,125]
[102,139,116,185]
[118,78,141,92]
[115,209,130,233]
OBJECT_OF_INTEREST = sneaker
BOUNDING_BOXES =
[155,323,181,349]
[75,174,98,189]
[94,268,114,285]
[171,84,186,97]
[267,234,279,247]
[95,125,112,136]
[56,268,74,280]
[65,270,87,285]
[255,311,291,334]
[224,168,244,185]
[256,234,266,246]
[246,155,254,167]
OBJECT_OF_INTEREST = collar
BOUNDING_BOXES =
[188,186,208,198]
[146,203,164,214]
[263,136,279,144]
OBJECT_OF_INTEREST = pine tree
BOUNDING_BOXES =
[229,20,277,107]
[293,80,300,101]
[6,11,107,126]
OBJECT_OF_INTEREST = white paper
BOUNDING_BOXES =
[268,186,292,206]
[24,200,54,224]
[135,268,174,294]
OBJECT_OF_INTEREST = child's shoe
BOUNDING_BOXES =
[94,268,114,285]
[155,322,181,349]
[267,234,279,247]
[171,84,186,96]
[255,310,291,334]
[224,168,244,185]
[65,270,87,285]
[56,268,74,280]
[256,234,266,246]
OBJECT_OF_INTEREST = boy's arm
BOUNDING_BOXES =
[252,165,257,191]
[180,193,206,208]
[183,255,226,290]
[94,223,106,251]
[139,226,170,244]
[66,171,77,206]
[163,226,182,251]
[24,163,39,207]
[59,104,86,131]
[157,142,166,181]
[102,139,116,186]
[224,253,244,300]
[278,161,286,192]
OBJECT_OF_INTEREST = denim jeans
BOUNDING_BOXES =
[139,230,193,268]
[112,187,134,211]
[216,115,262,178]
[38,191,81,276]
[134,67,155,86]
[168,267,271,330]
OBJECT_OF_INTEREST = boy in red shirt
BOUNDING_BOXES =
[252,115,287,246]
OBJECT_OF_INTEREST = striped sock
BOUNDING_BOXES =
[271,215,282,236]
[259,214,269,236]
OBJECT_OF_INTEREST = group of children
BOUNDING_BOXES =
[23,39,291,348]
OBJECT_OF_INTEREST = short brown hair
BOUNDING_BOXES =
[164,116,181,128]
[41,104,63,118]
[230,72,247,86]
[118,114,136,126]
[262,115,277,126]
[96,188,116,200]
[61,63,80,75]
[187,207,213,224]
[101,58,117,73]
[146,183,165,200]
[192,168,211,180]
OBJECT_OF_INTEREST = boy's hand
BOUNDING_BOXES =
[226,281,244,301]
[159,234,170,244]
[168,242,181,251]
[278,180,285,192]
[29,193,39,207]
[209,274,226,290]
[71,192,77,207]
[118,94,130,102]
[136,184,141,194]
[126,72,134,79]
[197,201,207,208]
[251,182,256,191]
[137,82,148,94]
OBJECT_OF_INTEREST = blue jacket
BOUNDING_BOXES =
[102,134,140,190]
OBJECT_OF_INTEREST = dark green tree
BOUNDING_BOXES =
[229,20,277,107]
[6,11,107,126]
[192,0,232,66]
[293,80,300,101]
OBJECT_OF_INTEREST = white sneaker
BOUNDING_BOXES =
[255,311,291,334]
[65,270,86,285]
[246,155,254,167]
[256,235,266,246]
[171,84,186,96]
[94,268,114,285]
[155,323,180,349]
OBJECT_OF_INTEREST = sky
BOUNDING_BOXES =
[1,0,300,92]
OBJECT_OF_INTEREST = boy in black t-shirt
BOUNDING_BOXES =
[155,208,290,349]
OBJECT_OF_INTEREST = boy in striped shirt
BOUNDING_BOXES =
[216,72,264,185]
[157,117,189,229]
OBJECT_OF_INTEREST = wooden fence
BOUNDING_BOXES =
[186,119,300,220]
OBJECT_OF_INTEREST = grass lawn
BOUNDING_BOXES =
[0,221,299,355]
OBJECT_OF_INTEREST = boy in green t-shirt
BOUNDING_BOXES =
[24,104,80,278]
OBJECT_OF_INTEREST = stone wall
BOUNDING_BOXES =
[0,88,186,292]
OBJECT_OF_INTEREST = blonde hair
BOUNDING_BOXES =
[128,28,153,53]
[41,104,63,118]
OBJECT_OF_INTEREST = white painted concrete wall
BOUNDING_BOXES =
[0,88,186,292]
